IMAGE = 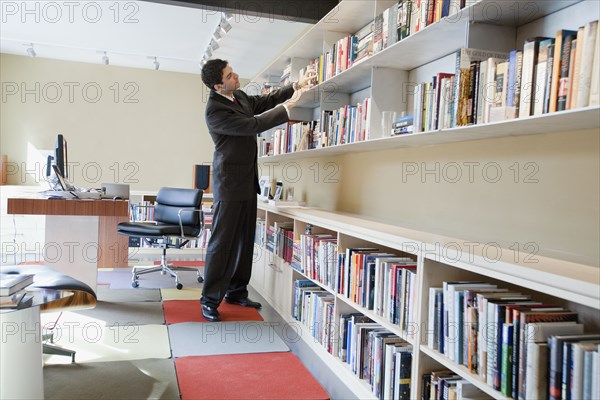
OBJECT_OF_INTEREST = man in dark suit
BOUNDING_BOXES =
[200,59,315,321]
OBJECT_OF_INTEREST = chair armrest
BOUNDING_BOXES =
[177,208,205,238]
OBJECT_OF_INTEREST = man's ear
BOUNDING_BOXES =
[213,83,222,91]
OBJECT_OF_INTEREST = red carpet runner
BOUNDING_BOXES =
[175,352,330,400]
[162,265,329,400]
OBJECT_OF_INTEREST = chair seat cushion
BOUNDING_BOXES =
[1,265,96,297]
[117,221,199,237]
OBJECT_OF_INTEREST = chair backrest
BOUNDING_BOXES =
[154,187,203,227]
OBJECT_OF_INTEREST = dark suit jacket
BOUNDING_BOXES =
[205,84,295,201]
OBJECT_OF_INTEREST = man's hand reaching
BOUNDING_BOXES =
[297,67,318,90]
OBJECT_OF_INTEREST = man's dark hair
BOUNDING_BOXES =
[201,59,228,90]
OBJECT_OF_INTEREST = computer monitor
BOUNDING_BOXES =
[52,164,72,191]
[54,134,68,179]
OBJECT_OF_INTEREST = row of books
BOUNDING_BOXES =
[260,98,373,157]
[265,226,421,333]
[270,121,318,156]
[289,234,421,334]
[293,233,337,285]
[129,201,155,222]
[264,221,294,264]
[340,249,419,333]
[414,19,599,133]
[340,311,413,400]
[427,280,600,399]
[421,370,487,400]
[297,0,472,87]
[293,279,414,400]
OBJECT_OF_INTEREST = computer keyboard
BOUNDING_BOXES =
[39,190,101,200]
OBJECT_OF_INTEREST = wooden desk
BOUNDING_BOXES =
[7,197,129,289]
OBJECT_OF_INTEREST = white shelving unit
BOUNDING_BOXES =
[248,0,600,398]
[252,204,599,400]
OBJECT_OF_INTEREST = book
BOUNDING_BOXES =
[576,20,599,108]
[556,32,577,111]
[519,37,551,118]
[543,43,556,114]
[525,341,549,400]
[0,273,34,296]
[500,323,514,396]
[506,50,519,108]
[589,21,600,105]
[549,29,578,112]
[569,27,585,110]
[397,0,412,40]
[0,291,27,308]
[533,38,555,115]
[393,349,412,400]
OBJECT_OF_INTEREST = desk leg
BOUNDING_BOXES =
[98,216,129,268]
[45,215,99,290]
[0,306,44,399]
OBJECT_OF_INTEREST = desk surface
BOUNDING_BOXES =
[8,197,128,216]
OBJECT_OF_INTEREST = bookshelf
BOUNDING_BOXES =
[252,204,599,399]
[247,0,600,399]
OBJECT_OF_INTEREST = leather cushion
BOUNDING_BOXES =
[117,221,200,237]
[0,265,96,298]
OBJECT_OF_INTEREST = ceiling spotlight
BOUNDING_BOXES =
[206,47,212,58]
[26,45,36,57]
[102,52,109,65]
[220,18,232,33]
[213,29,222,41]
[224,12,233,21]
[153,57,160,71]
[210,39,219,50]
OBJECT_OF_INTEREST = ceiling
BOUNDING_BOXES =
[0,0,317,79]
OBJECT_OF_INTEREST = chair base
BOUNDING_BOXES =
[132,263,203,290]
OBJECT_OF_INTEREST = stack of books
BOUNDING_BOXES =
[0,273,34,309]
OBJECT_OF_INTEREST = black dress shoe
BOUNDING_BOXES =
[224,297,262,309]
[201,305,220,321]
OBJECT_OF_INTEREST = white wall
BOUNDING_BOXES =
[1,53,215,191]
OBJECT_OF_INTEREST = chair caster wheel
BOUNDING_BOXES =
[197,276,204,283]
[176,283,183,290]
[132,281,139,288]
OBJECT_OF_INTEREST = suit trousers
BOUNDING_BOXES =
[201,196,257,308]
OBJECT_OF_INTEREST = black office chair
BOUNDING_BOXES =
[117,187,205,289]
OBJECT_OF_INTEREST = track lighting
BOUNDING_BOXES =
[26,44,36,57]
[153,57,160,71]
[206,47,212,58]
[102,52,109,65]
[213,29,222,41]
[224,12,233,21]
[210,39,219,51]
[220,17,232,33]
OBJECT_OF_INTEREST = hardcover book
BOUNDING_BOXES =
[0,273,34,296]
